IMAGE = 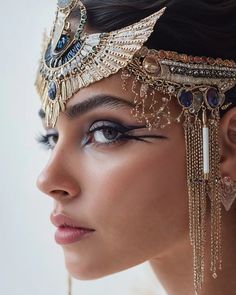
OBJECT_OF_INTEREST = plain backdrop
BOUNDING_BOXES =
[0,1,167,295]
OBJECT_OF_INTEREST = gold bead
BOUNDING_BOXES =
[143,55,161,75]
[212,272,217,279]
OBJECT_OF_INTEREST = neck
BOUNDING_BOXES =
[149,208,236,295]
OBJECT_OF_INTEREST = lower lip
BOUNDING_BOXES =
[55,227,95,245]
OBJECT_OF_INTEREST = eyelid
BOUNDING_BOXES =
[35,132,58,150]
[88,119,146,133]
[41,127,58,137]
[89,120,130,133]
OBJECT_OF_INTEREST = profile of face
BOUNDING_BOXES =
[36,71,193,280]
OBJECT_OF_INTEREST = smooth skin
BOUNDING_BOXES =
[36,72,236,295]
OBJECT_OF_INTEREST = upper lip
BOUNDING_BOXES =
[50,213,95,230]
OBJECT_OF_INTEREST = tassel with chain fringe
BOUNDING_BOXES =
[183,106,222,295]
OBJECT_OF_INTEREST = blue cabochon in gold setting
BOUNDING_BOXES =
[58,0,74,9]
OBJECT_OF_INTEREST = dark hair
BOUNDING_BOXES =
[78,0,236,117]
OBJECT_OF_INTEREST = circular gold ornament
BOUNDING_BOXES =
[143,55,161,75]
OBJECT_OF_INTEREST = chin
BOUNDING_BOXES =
[63,246,145,281]
[67,267,116,281]
[65,259,114,281]
[69,272,100,281]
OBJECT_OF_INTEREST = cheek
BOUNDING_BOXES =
[83,138,189,257]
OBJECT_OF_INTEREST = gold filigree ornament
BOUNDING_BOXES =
[35,2,236,295]
[122,46,236,294]
[35,0,166,128]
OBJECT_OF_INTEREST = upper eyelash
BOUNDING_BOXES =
[35,133,58,150]
[83,123,132,147]
[88,120,131,134]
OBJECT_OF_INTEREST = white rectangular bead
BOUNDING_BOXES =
[203,127,209,175]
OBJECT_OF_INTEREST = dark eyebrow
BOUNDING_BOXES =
[38,94,135,120]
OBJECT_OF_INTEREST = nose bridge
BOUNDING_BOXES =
[36,144,81,198]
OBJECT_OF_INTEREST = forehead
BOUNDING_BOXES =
[39,70,182,129]
[67,71,180,113]
[66,71,131,107]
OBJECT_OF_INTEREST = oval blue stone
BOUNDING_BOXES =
[207,88,220,108]
[48,81,57,101]
[58,0,73,9]
[56,35,70,51]
[179,90,193,108]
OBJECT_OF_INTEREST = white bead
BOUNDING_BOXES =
[203,127,209,175]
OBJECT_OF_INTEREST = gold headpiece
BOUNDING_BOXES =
[35,1,236,294]
[35,0,166,127]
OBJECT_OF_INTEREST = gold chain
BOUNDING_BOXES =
[68,274,72,295]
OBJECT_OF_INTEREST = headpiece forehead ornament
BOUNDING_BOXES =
[35,0,166,127]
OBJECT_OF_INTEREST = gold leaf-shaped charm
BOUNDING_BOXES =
[59,99,66,112]
[45,104,52,127]
[70,77,78,93]
[52,101,60,127]
[42,86,49,111]
[66,79,73,98]
[61,81,67,101]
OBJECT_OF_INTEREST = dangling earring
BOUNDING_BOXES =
[220,176,236,211]
[68,273,72,295]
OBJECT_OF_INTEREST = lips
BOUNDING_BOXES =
[50,213,95,231]
[50,213,95,245]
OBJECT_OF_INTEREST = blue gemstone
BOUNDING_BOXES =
[67,50,75,59]
[207,88,220,108]
[62,56,68,64]
[179,90,193,108]
[74,42,81,51]
[56,35,70,51]
[48,81,57,101]
[58,0,73,9]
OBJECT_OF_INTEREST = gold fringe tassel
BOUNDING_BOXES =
[68,274,72,295]
[184,106,222,295]
[208,109,223,278]
[184,111,206,294]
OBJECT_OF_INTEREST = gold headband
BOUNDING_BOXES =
[123,46,236,129]
[35,1,236,294]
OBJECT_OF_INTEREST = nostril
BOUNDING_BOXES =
[49,189,71,200]
[51,190,67,195]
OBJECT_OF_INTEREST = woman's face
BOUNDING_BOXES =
[36,72,189,280]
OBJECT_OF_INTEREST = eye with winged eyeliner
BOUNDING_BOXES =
[36,119,168,150]
[82,120,167,147]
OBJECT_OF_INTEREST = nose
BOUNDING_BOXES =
[36,151,81,201]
